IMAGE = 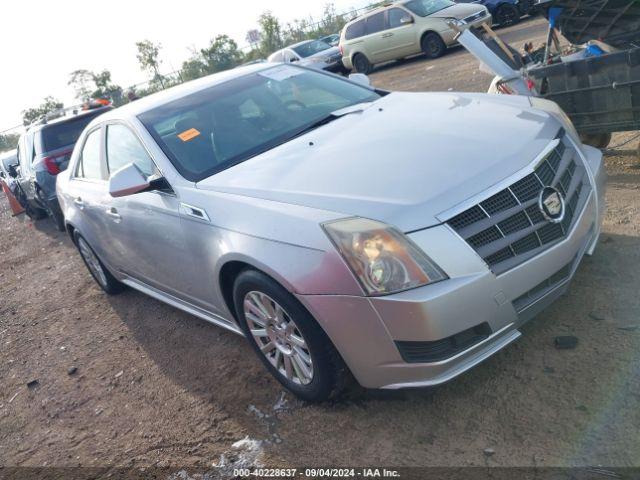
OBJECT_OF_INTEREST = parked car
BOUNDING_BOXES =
[0,149,18,179]
[455,0,532,26]
[339,0,491,73]
[57,63,605,401]
[14,103,112,229]
[268,39,345,73]
[319,33,341,46]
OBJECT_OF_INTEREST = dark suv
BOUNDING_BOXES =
[456,0,533,26]
[13,104,112,230]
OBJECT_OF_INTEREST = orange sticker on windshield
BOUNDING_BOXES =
[178,128,201,142]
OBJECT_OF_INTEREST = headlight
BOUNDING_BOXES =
[322,218,447,296]
[529,97,582,146]
[445,17,466,27]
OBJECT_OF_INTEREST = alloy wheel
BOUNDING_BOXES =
[243,291,314,385]
[78,237,108,288]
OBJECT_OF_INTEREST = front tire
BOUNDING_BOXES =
[496,4,520,26]
[74,232,125,295]
[421,32,446,59]
[233,269,348,402]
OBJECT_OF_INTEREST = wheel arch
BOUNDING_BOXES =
[217,255,300,322]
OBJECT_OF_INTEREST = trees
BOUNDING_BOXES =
[258,12,284,55]
[21,97,64,126]
[0,133,19,153]
[135,40,165,88]
[201,35,244,73]
[68,69,123,105]
[180,35,245,82]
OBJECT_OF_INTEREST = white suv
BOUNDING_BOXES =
[340,0,491,73]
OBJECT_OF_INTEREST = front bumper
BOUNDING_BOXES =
[298,143,606,390]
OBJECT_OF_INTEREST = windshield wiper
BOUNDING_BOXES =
[289,103,371,140]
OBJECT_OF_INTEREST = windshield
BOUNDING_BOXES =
[138,66,380,182]
[292,40,332,58]
[403,0,455,16]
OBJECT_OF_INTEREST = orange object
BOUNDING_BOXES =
[1,178,25,216]
[178,128,201,142]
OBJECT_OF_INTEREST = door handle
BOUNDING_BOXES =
[382,33,393,38]
[105,207,122,223]
[73,197,84,209]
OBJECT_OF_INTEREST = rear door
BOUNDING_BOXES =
[64,126,113,263]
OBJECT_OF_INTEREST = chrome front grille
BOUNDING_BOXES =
[446,130,592,275]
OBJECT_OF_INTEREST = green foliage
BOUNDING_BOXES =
[22,96,64,126]
[136,40,165,88]
[68,69,123,105]
[258,11,284,55]
[201,35,244,73]
[0,133,19,153]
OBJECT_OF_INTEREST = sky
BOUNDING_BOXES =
[0,0,370,132]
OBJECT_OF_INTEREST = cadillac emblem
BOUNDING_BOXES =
[538,186,565,223]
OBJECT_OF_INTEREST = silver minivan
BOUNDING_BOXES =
[57,64,606,401]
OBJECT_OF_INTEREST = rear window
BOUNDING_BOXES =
[345,19,366,40]
[35,109,110,154]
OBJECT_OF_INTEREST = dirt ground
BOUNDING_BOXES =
[2,16,640,474]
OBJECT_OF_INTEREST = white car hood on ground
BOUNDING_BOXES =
[196,92,560,232]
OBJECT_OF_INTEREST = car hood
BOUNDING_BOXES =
[430,3,486,19]
[196,92,560,232]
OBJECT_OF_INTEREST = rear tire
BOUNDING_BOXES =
[421,32,446,59]
[496,4,520,26]
[352,53,372,74]
[74,232,125,295]
[233,269,349,402]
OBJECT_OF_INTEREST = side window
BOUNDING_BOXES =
[106,124,154,177]
[345,19,365,40]
[365,12,386,35]
[389,8,413,28]
[75,129,103,180]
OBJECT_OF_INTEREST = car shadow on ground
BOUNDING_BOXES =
[368,15,542,76]
[102,221,640,465]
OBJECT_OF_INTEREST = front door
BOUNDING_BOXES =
[102,122,197,302]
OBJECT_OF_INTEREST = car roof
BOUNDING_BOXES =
[89,62,276,125]
[28,106,113,133]
[346,2,402,24]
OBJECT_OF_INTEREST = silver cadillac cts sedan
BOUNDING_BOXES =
[57,63,606,401]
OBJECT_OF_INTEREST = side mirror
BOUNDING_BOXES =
[8,165,18,178]
[400,16,414,25]
[289,57,298,63]
[109,163,150,197]
[348,73,371,87]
